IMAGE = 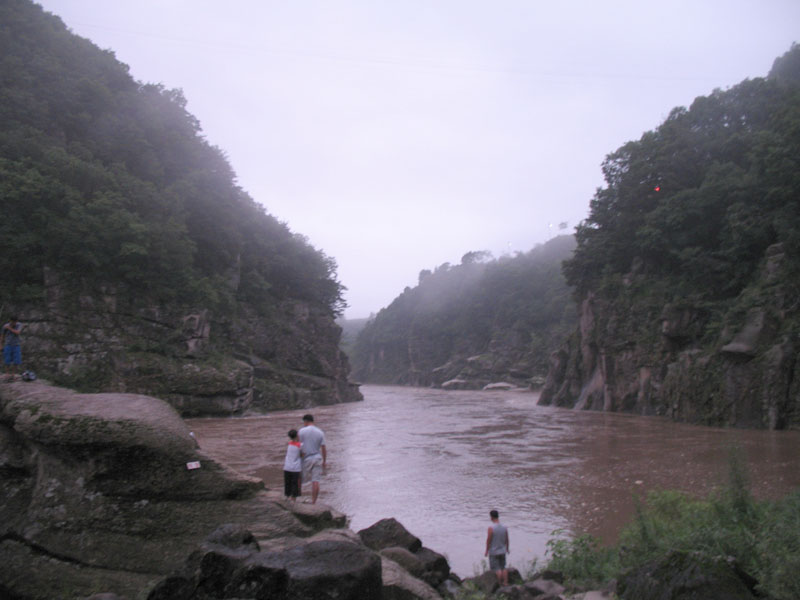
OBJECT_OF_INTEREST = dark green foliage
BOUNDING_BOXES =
[544,454,800,600]
[544,532,618,586]
[564,44,800,309]
[616,550,759,600]
[544,44,800,429]
[350,236,576,384]
[0,0,344,315]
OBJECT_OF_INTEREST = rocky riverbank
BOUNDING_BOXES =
[9,379,755,600]
[0,379,576,600]
[0,379,434,598]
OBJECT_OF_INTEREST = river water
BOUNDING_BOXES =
[186,385,800,578]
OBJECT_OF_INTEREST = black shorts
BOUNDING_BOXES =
[284,470,301,498]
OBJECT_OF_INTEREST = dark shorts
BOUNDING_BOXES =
[284,470,301,498]
[489,554,506,571]
[3,345,21,365]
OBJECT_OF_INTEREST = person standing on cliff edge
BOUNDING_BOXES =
[2,316,22,382]
[298,414,326,504]
[485,509,510,586]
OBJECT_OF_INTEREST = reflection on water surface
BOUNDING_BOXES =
[187,385,800,577]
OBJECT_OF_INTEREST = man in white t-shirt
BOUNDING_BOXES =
[298,414,326,504]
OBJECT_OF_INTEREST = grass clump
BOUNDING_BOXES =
[543,451,800,600]
[545,531,619,587]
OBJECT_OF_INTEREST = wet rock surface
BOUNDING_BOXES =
[0,382,457,599]
[149,527,384,600]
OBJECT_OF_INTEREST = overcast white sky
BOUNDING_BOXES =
[36,1,800,318]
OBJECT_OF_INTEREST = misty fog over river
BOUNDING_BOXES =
[187,385,800,577]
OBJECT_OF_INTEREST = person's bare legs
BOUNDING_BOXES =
[311,481,320,504]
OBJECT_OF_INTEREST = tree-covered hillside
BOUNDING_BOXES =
[350,235,576,388]
[0,0,361,411]
[0,0,342,314]
[564,44,800,305]
[542,44,800,428]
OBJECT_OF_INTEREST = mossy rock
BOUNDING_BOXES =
[618,550,758,600]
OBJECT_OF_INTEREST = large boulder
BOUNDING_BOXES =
[461,571,500,595]
[149,528,383,600]
[617,551,758,600]
[358,518,423,553]
[415,546,451,587]
[381,557,442,600]
[0,381,321,599]
[380,547,427,579]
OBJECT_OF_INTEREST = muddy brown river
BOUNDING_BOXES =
[186,385,800,577]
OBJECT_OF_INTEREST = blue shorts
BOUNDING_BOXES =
[3,345,21,365]
[489,554,506,570]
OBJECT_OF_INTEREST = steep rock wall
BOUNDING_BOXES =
[540,244,799,429]
[13,282,361,416]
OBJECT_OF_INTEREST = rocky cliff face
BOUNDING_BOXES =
[13,272,361,415]
[0,1,361,416]
[0,381,448,600]
[540,244,800,429]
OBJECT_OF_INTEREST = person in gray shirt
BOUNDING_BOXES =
[298,414,326,504]
[485,509,510,586]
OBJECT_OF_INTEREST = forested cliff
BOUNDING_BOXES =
[0,0,361,412]
[541,45,800,429]
[351,236,576,389]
